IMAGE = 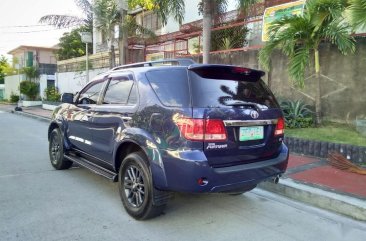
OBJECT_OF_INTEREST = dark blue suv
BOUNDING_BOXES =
[48,59,288,220]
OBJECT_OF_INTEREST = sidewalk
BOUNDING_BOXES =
[259,155,366,221]
[1,104,366,221]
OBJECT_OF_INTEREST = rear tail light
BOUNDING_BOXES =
[275,117,285,136]
[174,117,227,141]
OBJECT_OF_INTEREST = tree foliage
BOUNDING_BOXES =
[259,0,355,86]
[57,26,92,61]
[347,0,366,30]
[128,0,185,25]
[200,0,258,63]
[258,0,355,125]
[0,55,10,84]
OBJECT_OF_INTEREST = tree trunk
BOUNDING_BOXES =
[202,0,212,64]
[314,48,322,126]
[109,43,116,69]
[117,3,128,65]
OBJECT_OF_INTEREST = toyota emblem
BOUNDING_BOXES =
[250,110,259,119]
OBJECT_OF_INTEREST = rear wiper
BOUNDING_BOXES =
[224,100,268,110]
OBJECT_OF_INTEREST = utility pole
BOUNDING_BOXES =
[80,32,92,83]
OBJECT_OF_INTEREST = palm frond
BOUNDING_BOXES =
[237,0,258,14]
[258,41,278,71]
[288,47,310,87]
[153,0,185,25]
[39,15,84,28]
[74,0,93,16]
[347,0,366,29]
[323,20,355,55]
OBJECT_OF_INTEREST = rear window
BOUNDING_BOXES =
[146,69,190,107]
[189,71,279,109]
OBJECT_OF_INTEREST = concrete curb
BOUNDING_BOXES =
[259,178,366,221]
[11,110,51,123]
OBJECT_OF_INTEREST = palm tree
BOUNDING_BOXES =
[201,0,257,64]
[259,0,355,125]
[93,0,121,68]
[39,0,93,32]
[119,0,185,65]
[347,0,366,29]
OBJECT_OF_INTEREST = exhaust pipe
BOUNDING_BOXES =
[272,175,280,184]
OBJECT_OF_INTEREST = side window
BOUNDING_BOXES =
[77,80,105,105]
[103,74,137,105]
[146,69,190,107]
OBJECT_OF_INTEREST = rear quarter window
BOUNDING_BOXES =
[146,69,190,107]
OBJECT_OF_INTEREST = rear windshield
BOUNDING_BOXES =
[189,71,279,109]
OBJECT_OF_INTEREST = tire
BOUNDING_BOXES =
[49,128,73,170]
[118,152,168,220]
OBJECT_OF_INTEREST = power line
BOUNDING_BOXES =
[1,25,78,34]
[0,24,51,29]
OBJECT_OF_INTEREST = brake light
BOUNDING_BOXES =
[232,67,251,74]
[174,117,227,141]
[275,117,285,136]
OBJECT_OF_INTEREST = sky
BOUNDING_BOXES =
[0,0,84,59]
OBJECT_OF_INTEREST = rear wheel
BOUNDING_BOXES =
[49,128,73,170]
[118,152,168,220]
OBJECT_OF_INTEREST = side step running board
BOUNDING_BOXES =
[64,154,118,182]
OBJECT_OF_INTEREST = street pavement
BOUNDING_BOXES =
[3,103,366,220]
[1,111,366,241]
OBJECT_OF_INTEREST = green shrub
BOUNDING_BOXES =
[19,80,39,100]
[10,92,19,103]
[44,87,61,102]
[280,100,314,128]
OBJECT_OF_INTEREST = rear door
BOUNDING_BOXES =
[189,65,284,167]
[90,72,138,163]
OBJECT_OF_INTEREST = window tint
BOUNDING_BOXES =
[103,75,136,105]
[77,80,105,105]
[146,69,190,107]
[189,72,279,109]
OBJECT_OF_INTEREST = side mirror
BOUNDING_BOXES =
[61,93,74,104]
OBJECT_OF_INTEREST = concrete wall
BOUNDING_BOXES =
[4,75,23,99]
[55,68,109,94]
[190,39,366,122]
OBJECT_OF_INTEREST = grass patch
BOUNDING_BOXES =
[285,122,366,147]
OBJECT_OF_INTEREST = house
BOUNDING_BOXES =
[91,0,273,62]
[4,45,59,101]
[7,45,58,75]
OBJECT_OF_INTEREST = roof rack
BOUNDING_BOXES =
[111,58,196,71]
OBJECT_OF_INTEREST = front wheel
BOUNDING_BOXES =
[49,128,72,170]
[118,152,167,220]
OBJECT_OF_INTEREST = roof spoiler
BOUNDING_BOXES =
[188,64,265,82]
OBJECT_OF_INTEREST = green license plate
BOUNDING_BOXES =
[239,126,264,141]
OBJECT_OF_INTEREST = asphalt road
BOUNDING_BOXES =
[1,111,365,241]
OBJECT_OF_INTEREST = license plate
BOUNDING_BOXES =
[239,126,264,141]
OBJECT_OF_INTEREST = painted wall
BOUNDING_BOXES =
[55,68,109,94]
[38,50,57,64]
[4,75,23,100]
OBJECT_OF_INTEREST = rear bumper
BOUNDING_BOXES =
[155,143,289,193]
